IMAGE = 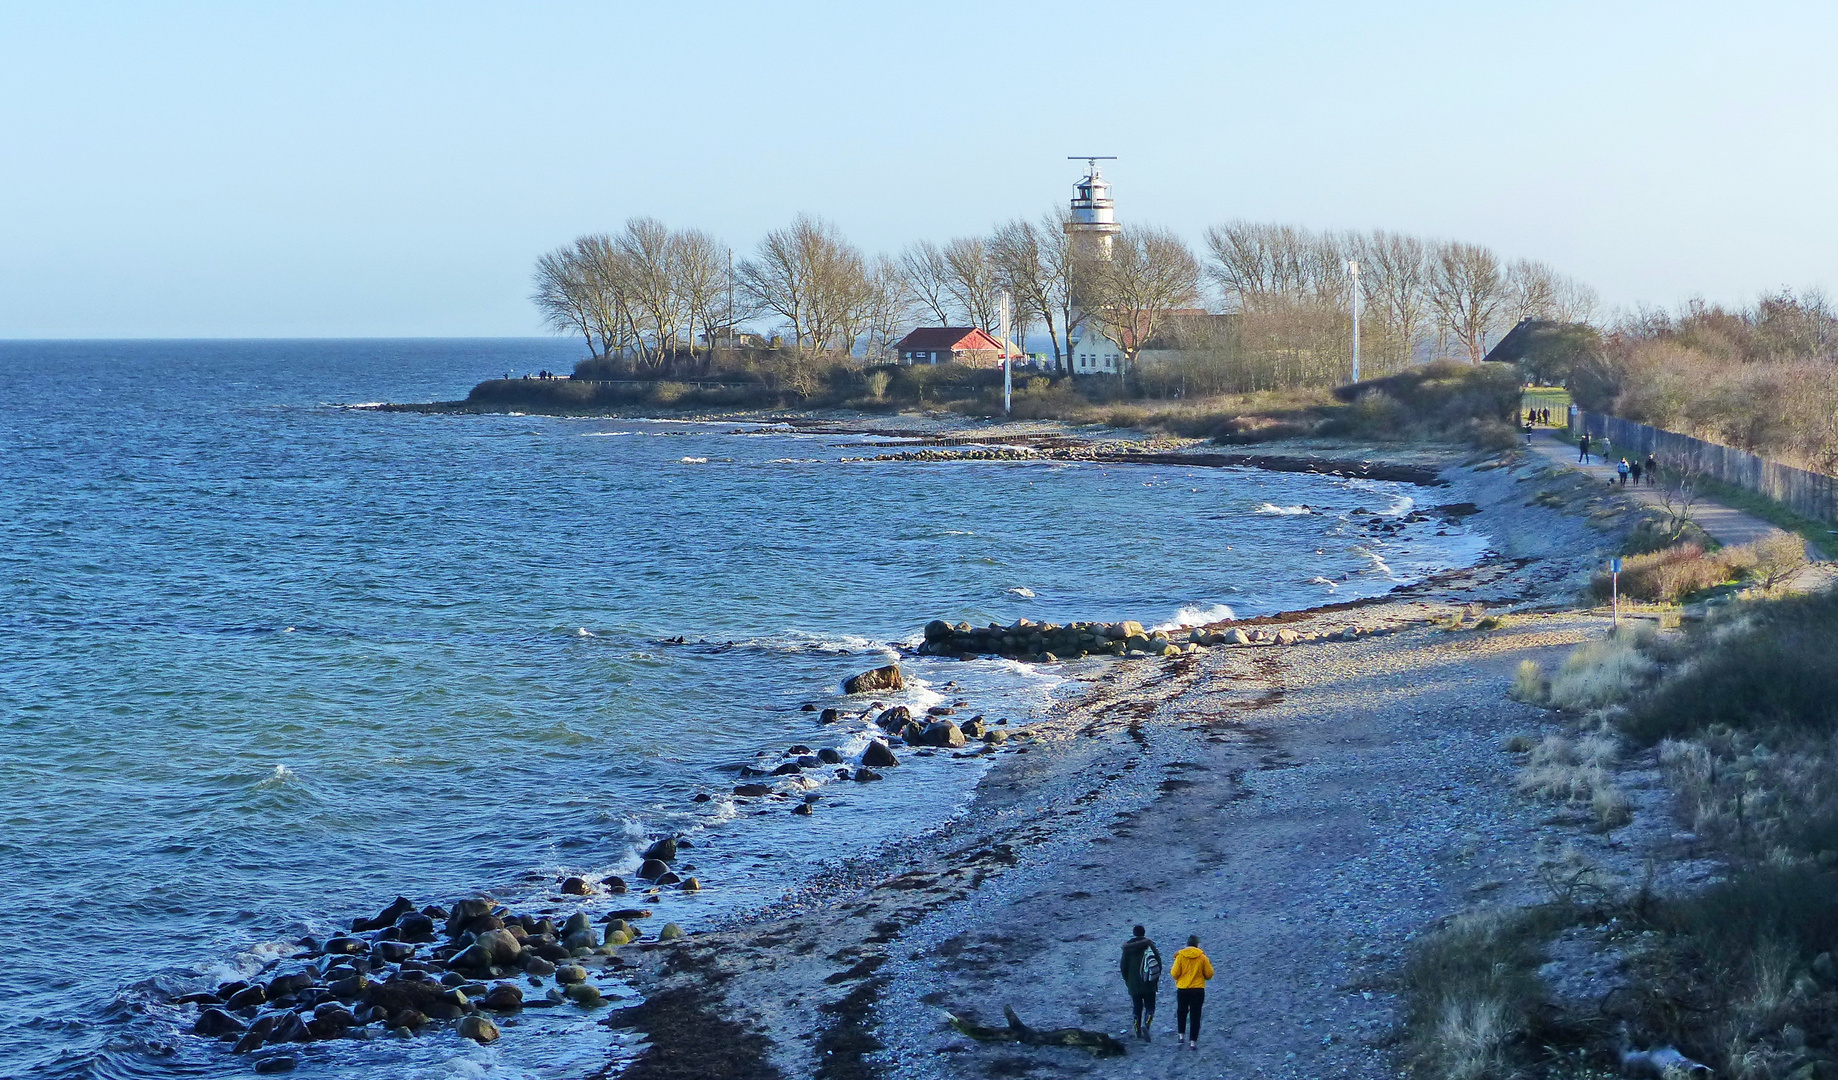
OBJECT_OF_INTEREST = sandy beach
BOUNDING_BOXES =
[601,433,1704,1079]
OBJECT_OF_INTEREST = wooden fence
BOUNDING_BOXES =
[1571,409,1838,524]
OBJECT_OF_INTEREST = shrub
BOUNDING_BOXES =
[1748,530,1810,589]
[1590,543,1744,603]
[1511,660,1548,703]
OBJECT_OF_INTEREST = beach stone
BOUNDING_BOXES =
[352,896,418,933]
[268,1012,308,1043]
[565,982,603,1007]
[816,747,843,764]
[481,982,523,1011]
[1276,629,1300,645]
[875,705,911,730]
[554,965,587,985]
[231,1027,267,1054]
[853,768,882,782]
[680,877,700,892]
[660,923,685,940]
[791,802,813,816]
[843,664,904,695]
[771,761,802,775]
[226,984,267,1010]
[924,619,952,641]
[523,955,556,976]
[733,783,772,797]
[561,875,590,895]
[861,741,899,768]
[253,1056,298,1075]
[655,870,683,884]
[268,973,315,998]
[449,943,493,973]
[918,721,965,748]
[477,928,523,965]
[1229,628,1252,645]
[601,875,628,893]
[193,1007,247,1038]
[395,912,435,942]
[641,837,678,862]
[818,707,841,723]
[959,717,986,738]
[425,1001,464,1021]
[328,974,369,1000]
[375,940,415,963]
[458,1014,501,1043]
[637,858,670,880]
[982,730,1009,744]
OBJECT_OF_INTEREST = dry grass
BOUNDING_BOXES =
[1546,629,1656,711]
[1590,543,1749,603]
[1402,910,1555,1080]
[1516,733,1632,829]
[1511,659,1548,703]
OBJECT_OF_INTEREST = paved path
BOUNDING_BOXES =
[1523,428,1796,550]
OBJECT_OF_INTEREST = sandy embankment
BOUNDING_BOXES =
[603,441,1678,1080]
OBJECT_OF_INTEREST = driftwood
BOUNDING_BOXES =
[946,1005,1127,1058]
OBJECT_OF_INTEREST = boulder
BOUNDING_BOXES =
[231,1026,268,1054]
[601,875,629,893]
[982,730,1009,745]
[376,940,415,963]
[227,984,267,1010]
[637,858,670,880]
[352,896,419,933]
[660,923,685,940]
[819,707,841,723]
[960,717,986,739]
[843,664,904,695]
[1276,628,1300,645]
[853,768,883,782]
[193,1007,247,1038]
[481,982,523,1011]
[554,965,587,985]
[790,803,813,816]
[565,983,603,1007]
[861,741,900,768]
[816,747,843,764]
[477,928,523,965]
[771,761,802,775]
[458,1014,501,1043]
[680,877,700,892]
[655,870,683,885]
[561,876,591,895]
[253,1056,298,1075]
[448,943,493,974]
[395,912,436,942]
[268,973,315,998]
[923,619,953,641]
[327,974,369,1000]
[523,955,557,976]
[446,898,496,937]
[918,722,966,749]
[641,837,678,862]
[733,783,773,797]
[1229,628,1252,645]
[875,705,912,730]
[320,936,365,956]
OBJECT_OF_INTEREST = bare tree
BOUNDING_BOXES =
[1353,231,1428,371]
[532,245,597,356]
[1090,225,1201,370]
[673,229,728,362]
[575,233,636,359]
[1426,241,1509,362]
[858,254,913,362]
[942,236,1000,332]
[1505,258,1562,323]
[991,216,1074,368]
[738,214,870,356]
[899,241,955,326]
[616,217,687,366]
[1551,276,1601,324]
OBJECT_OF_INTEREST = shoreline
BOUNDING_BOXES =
[155,424,1588,1077]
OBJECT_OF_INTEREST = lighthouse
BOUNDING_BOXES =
[1064,157,1126,376]
[1064,157,1121,260]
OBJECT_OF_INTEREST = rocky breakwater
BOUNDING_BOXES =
[917,616,1396,662]
[175,866,698,1072]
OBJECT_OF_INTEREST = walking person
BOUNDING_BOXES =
[1170,935,1214,1051]
[1578,433,1592,464]
[1629,458,1643,485]
[1119,925,1162,1041]
[1617,458,1631,486]
[1644,454,1658,486]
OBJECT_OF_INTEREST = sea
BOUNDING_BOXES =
[0,339,1490,1078]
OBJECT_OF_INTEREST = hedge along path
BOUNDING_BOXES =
[1524,429,1826,566]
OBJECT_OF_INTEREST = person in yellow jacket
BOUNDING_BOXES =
[1168,935,1214,1050]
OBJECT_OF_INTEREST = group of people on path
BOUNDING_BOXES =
[1576,434,1658,486]
[1120,926,1213,1050]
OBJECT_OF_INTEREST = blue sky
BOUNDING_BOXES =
[1,1,1833,337]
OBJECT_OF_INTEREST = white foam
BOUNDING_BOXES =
[257,764,296,787]
[1307,576,1339,589]
[576,627,596,637]
[1256,503,1311,515]
[679,457,709,464]
[1153,602,1236,631]
[1352,546,1398,580]
[1005,586,1037,598]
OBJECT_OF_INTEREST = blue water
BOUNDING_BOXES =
[0,340,1486,1078]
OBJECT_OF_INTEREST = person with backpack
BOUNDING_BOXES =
[1170,935,1214,1050]
[1578,433,1592,463]
[1119,925,1162,1041]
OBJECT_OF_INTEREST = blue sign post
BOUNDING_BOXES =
[1609,557,1623,628]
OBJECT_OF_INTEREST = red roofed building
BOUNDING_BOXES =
[892,327,1009,368]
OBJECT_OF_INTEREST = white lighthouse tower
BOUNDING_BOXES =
[1064,157,1126,376]
[1064,156,1121,260]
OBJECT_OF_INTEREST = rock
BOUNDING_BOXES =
[960,717,986,738]
[876,705,912,730]
[733,783,773,797]
[193,1007,247,1038]
[523,956,556,976]
[320,936,366,956]
[637,858,670,880]
[606,908,652,921]
[352,896,419,933]
[659,923,685,940]
[554,965,587,985]
[692,792,712,802]
[818,707,841,723]
[655,870,683,885]
[446,898,496,937]
[815,747,843,764]
[227,984,267,1010]
[449,943,493,973]
[174,992,224,1006]
[267,1011,308,1043]
[395,912,435,942]
[231,1027,267,1054]
[561,875,590,895]
[269,973,316,998]
[1229,628,1252,645]
[791,803,813,816]
[458,1014,501,1043]
[681,877,700,892]
[604,928,631,946]
[982,730,1009,744]
[924,619,952,641]
[328,974,369,1000]
[861,741,900,768]
[844,664,904,695]
[918,721,966,748]
[477,928,523,966]
[1117,621,1145,638]
[853,768,882,782]
[1275,628,1300,645]
[481,982,523,1011]
[425,1001,465,1021]
[641,837,678,862]
[771,761,803,775]
[305,1004,355,1039]
[253,1056,298,1075]
[565,982,603,1007]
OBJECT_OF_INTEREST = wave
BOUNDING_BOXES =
[256,764,296,788]
[1153,602,1236,631]
[1256,503,1312,515]
[1005,587,1036,598]
[679,457,709,464]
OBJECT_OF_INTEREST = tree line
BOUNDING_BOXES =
[531,213,1594,391]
